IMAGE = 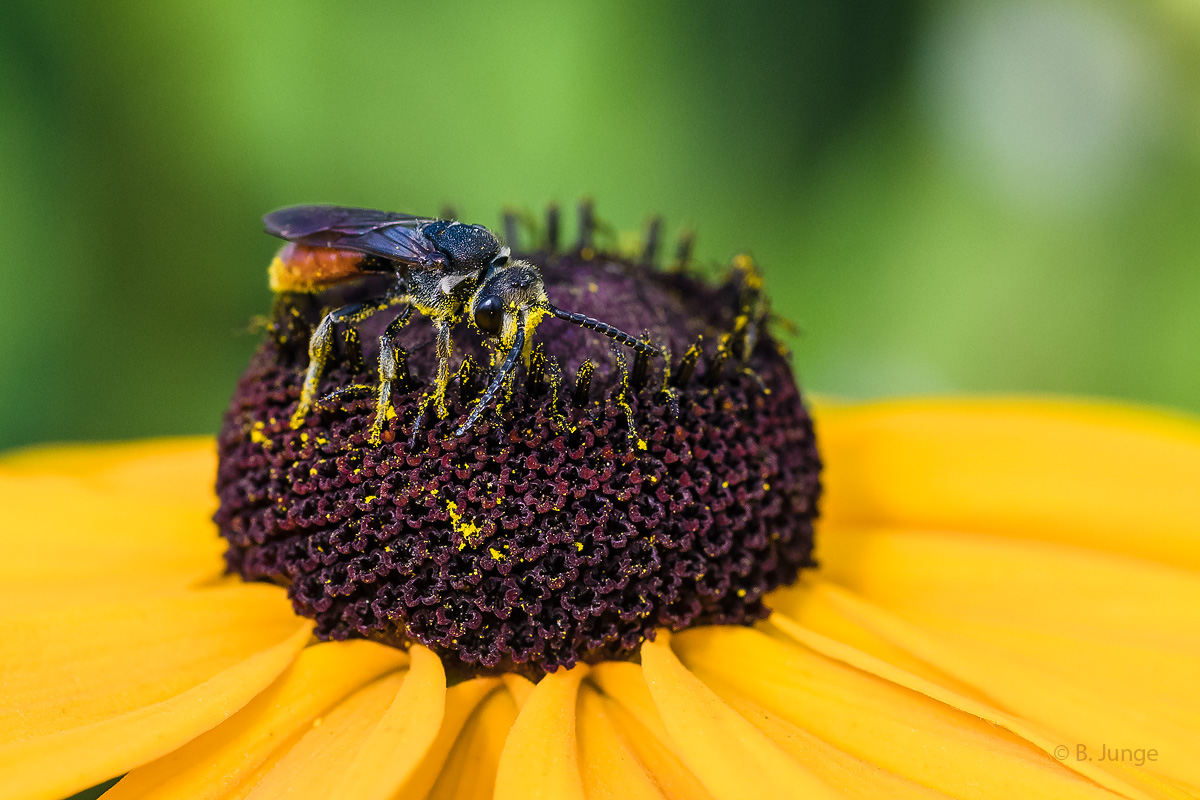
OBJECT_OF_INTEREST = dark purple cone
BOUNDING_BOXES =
[216,248,820,678]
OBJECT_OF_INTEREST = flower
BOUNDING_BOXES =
[221,244,821,677]
[2,397,1198,799]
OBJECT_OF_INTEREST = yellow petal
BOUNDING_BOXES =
[0,584,310,800]
[0,472,224,610]
[766,610,1175,800]
[588,663,678,756]
[502,673,536,708]
[640,634,839,800]
[0,437,216,508]
[328,644,446,800]
[242,671,407,799]
[796,581,1200,789]
[811,527,1200,653]
[710,689,951,799]
[394,678,502,800]
[494,665,589,800]
[588,662,713,800]
[816,398,1200,567]
[105,641,407,800]
[766,579,993,702]
[674,625,1131,800]
[577,685,666,800]
[426,683,520,800]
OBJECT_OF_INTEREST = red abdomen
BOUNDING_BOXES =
[268,244,366,293]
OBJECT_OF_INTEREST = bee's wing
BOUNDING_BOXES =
[263,205,446,267]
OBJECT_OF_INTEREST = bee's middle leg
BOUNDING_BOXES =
[407,317,454,448]
[291,293,407,429]
[429,318,453,419]
[369,305,414,444]
[291,301,371,428]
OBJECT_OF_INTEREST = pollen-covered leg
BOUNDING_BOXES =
[455,321,526,436]
[368,306,414,445]
[412,317,455,434]
[430,318,453,419]
[291,303,363,428]
[290,295,408,429]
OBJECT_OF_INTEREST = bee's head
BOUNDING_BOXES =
[469,260,549,342]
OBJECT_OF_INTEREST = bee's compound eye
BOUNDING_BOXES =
[474,296,504,335]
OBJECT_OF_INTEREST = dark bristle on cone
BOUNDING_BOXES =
[545,203,560,252]
[576,199,595,251]
[217,208,821,680]
[641,215,663,265]
[502,210,519,251]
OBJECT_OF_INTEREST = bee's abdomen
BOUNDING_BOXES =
[268,244,366,293]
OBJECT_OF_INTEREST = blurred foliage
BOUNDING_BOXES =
[1,0,1197,449]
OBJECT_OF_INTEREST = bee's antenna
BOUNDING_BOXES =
[545,305,661,358]
[455,323,527,436]
[546,203,560,252]
[577,198,595,251]
[440,204,458,221]
[502,208,520,251]
[641,215,663,264]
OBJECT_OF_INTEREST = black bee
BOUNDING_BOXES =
[264,204,660,443]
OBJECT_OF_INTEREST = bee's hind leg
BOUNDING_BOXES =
[290,293,408,429]
[368,306,414,445]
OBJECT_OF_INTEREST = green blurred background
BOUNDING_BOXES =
[2,0,1198,450]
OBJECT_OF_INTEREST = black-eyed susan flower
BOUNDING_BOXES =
[221,236,820,678]
[2,226,1198,800]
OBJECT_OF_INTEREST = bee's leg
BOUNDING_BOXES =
[315,383,375,411]
[290,293,406,429]
[291,302,366,428]
[430,317,453,419]
[405,318,454,449]
[456,321,526,436]
[368,305,414,445]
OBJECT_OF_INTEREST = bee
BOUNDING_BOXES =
[264,204,660,443]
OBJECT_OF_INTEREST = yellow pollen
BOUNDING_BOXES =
[249,421,269,446]
[447,500,484,548]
